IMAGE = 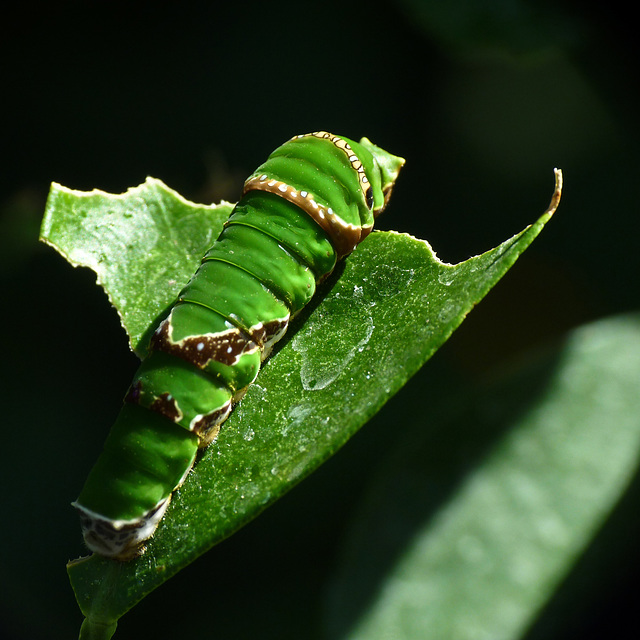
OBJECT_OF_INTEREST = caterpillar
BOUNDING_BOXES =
[72,132,405,560]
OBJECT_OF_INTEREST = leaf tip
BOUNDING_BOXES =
[546,168,563,218]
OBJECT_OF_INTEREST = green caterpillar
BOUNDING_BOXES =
[73,131,405,560]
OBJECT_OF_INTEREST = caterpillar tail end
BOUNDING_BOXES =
[72,497,171,561]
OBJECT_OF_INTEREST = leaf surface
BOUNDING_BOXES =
[40,173,561,638]
[41,178,234,355]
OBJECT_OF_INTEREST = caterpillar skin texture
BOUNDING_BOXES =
[73,132,405,560]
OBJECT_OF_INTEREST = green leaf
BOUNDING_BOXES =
[40,178,234,356]
[40,173,561,637]
[324,313,640,640]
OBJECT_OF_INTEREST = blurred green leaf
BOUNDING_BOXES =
[0,189,45,272]
[325,313,640,640]
[395,0,581,60]
[39,174,560,638]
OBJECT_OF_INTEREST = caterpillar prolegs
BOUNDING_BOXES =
[73,132,405,560]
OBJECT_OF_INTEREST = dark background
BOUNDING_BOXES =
[1,1,638,638]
